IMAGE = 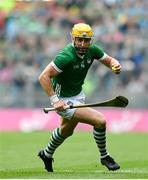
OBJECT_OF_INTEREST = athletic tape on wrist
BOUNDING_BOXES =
[49,94,59,104]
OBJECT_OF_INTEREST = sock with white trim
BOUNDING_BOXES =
[44,128,66,158]
[93,127,109,158]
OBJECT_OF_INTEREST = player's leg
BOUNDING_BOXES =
[72,107,108,157]
[72,107,120,171]
[38,117,78,172]
[44,117,78,157]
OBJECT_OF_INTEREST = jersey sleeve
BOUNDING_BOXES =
[51,53,71,72]
[91,44,108,61]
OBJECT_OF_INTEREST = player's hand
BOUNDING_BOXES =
[53,100,67,111]
[111,64,121,74]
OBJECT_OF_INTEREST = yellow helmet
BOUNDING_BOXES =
[71,23,93,38]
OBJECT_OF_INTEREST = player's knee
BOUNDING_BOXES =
[95,114,106,128]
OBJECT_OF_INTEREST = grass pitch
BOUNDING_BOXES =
[0,131,148,179]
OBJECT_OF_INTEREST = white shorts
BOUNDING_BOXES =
[57,91,86,120]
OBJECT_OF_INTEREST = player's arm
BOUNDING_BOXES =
[100,55,121,74]
[39,63,65,111]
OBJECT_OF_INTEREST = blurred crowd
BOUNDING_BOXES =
[0,0,148,108]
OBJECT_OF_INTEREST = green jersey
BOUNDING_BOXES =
[51,43,107,97]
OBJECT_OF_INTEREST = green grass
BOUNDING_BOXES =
[0,131,148,179]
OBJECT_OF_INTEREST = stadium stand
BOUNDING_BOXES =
[0,0,148,108]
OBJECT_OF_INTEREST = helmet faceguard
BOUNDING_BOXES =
[71,23,94,55]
